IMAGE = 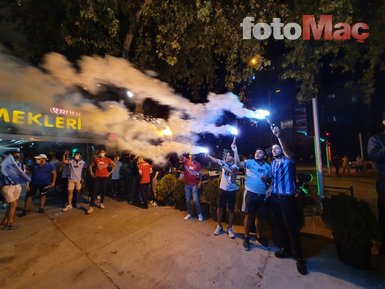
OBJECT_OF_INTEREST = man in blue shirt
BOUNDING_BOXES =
[269,124,307,275]
[23,154,56,215]
[232,143,272,251]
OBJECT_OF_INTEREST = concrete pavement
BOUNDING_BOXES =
[0,195,384,289]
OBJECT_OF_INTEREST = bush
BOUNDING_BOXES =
[321,194,379,248]
[202,178,220,206]
[157,174,177,204]
[172,179,186,203]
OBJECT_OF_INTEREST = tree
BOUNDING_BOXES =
[130,0,284,101]
[0,0,141,62]
[281,0,385,103]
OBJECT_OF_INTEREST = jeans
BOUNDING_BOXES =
[185,184,201,215]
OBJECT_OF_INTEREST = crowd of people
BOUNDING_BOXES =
[4,111,385,276]
[0,122,308,275]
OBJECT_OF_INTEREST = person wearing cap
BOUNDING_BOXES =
[87,149,116,214]
[231,144,272,251]
[367,110,385,255]
[22,153,56,215]
[0,150,29,229]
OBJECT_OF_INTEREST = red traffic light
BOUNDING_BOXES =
[325,132,331,137]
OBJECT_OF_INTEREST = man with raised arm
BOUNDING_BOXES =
[206,150,238,239]
[269,124,307,275]
[231,142,271,251]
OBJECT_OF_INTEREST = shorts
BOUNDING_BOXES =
[1,184,22,203]
[27,184,50,197]
[243,190,267,217]
[217,189,237,210]
[68,179,82,191]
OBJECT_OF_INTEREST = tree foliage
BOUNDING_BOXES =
[0,0,141,61]
[1,0,384,103]
[281,0,385,103]
[131,0,285,100]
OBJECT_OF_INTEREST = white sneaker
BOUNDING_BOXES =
[184,214,192,221]
[62,204,72,212]
[86,206,94,214]
[227,227,235,239]
[152,201,158,207]
[198,214,203,222]
[214,225,223,235]
[97,195,101,200]
[99,203,105,209]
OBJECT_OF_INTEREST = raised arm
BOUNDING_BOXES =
[206,154,222,166]
[231,143,246,168]
[62,152,70,164]
[271,124,293,159]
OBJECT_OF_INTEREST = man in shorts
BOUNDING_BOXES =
[0,150,29,229]
[23,154,56,215]
[232,144,272,251]
[207,150,239,239]
[62,151,86,211]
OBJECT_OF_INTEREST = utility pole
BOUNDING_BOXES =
[312,97,325,198]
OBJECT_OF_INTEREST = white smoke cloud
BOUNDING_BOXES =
[0,52,262,164]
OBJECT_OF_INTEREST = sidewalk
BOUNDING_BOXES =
[0,196,384,289]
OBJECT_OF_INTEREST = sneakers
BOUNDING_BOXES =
[274,249,292,259]
[243,237,251,251]
[4,224,18,230]
[296,259,308,275]
[184,214,192,221]
[38,208,45,213]
[19,210,28,217]
[149,200,158,207]
[227,227,235,239]
[256,237,270,249]
[198,214,203,222]
[96,195,101,200]
[86,206,94,214]
[99,203,105,209]
[214,225,223,235]
[62,204,72,212]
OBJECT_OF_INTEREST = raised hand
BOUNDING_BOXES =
[271,124,280,138]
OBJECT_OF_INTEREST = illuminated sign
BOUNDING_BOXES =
[0,107,81,130]
[50,107,81,116]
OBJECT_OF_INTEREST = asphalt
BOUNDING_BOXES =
[0,189,384,289]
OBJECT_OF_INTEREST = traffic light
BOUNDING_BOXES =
[325,131,331,137]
